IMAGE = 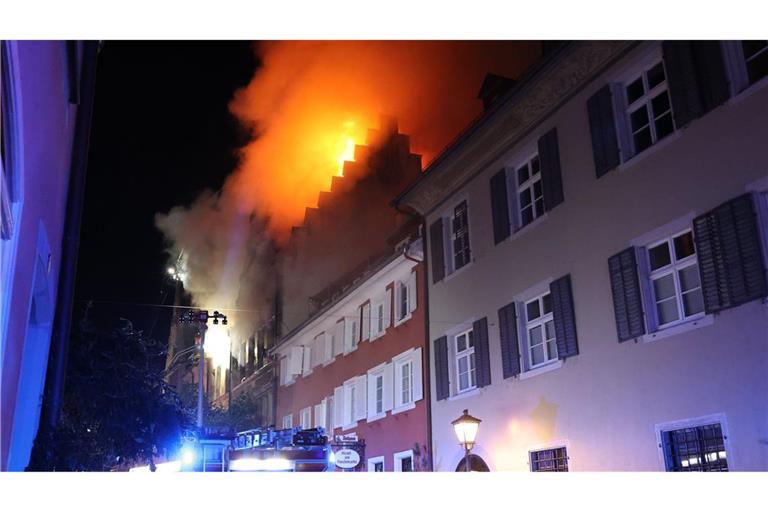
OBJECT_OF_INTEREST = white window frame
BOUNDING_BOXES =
[453,328,476,394]
[282,414,293,429]
[621,55,675,158]
[449,199,471,273]
[438,197,473,278]
[299,406,312,430]
[523,291,558,370]
[367,455,385,472]
[393,449,415,472]
[366,361,393,422]
[644,229,705,331]
[528,444,570,472]
[370,297,385,340]
[723,40,768,98]
[512,152,544,229]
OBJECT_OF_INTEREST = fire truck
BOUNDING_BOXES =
[227,427,330,472]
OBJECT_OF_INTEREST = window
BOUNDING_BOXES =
[661,423,728,472]
[646,230,704,328]
[394,272,416,325]
[1,41,14,240]
[394,450,414,472]
[530,447,569,472]
[624,59,674,155]
[375,374,384,414]
[367,363,392,421]
[368,456,385,472]
[741,40,768,85]
[451,200,471,271]
[373,300,385,337]
[398,360,412,405]
[515,154,544,228]
[392,348,423,411]
[282,414,293,429]
[299,407,311,429]
[524,292,558,369]
[454,328,476,393]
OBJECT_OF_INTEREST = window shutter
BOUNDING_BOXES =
[362,303,371,341]
[608,247,647,342]
[408,270,417,313]
[382,362,394,412]
[430,218,446,283]
[498,301,521,379]
[550,274,579,358]
[383,288,392,330]
[279,357,288,385]
[472,317,492,387]
[366,372,377,420]
[333,386,344,429]
[343,317,353,353]
[323,332,333,362]
[538,127,565,211]
[354,375,367,421]
[490,169,511,244]
[662,41,729,129]
[289,346,303,376]
[587,84,620,178]
[693,193,768,313]
[434,336,450,401]
[412,347,423,402]
[302,346,312,374]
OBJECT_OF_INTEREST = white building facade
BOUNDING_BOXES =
[397,40,768,471]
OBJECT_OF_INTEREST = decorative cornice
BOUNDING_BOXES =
[398,41,639,216]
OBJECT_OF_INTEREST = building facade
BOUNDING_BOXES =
[397,40,768,471]
[1,40,98,471]
[273,236,430,471]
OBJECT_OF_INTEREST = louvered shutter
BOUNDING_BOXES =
[289,346,303,376]
[382,363,394,412]
[490,169,511,244]
[662,41,729,129]
[366,372,377,419]
[362,303,371,341]
[472,317,492,387]
[430,218,446,283]
[333,386,344,429]
[354,375,367,421]
[383,288,392,330]
[498,301,521,379]
[550,274,579,358]
[322,332,333,362]
[302,346,312,374]
[538,127,565,211]
[693,193,768,313]
[333,320,344,356]
[412,347,423,402]
[608,247,647,342]
[587,84,621,178]
[408,270,417,313]
[434,336,450,401]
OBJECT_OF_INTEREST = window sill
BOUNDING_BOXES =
[392,402,416,415]
[642,314,714,343]
[302,369,313,378]
[519,359,563,380]
[322,357,336,367]
[394,314,412,328]
[448,388,480,402]
[617,130,683,175]
[507,212,550,243]
[443,259,474,284]
[366,412,386,423]
[727,74,768,107]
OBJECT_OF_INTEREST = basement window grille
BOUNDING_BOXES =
[662,423,728,472]
[530,447,568,472]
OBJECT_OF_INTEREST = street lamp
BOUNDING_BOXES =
[452,409,481,472]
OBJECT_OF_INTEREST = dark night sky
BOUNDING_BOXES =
[73,41,259,340]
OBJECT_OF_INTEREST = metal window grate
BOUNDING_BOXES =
[530,447,568,472]
[662,423,728,472]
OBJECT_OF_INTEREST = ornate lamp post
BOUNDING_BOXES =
[452,409,481,472]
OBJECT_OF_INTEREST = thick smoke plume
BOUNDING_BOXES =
[156,41,541,361]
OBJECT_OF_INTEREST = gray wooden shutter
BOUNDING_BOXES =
[538,127,564,211]
[550,274,579,358]
[490,169,511,244]
[429,218,445,283]
[693,193,768,313]
[434,336,450,401]
[587,84,620,178]
[608,247,647,342]
[662,41,729,129]
[472,317,492,387]
[498,302,521,379]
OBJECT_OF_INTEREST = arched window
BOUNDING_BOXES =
[454,454,490,472]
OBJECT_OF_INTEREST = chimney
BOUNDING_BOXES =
[477,73,516,112]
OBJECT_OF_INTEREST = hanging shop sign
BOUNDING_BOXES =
[333,448,361,469]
